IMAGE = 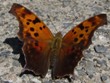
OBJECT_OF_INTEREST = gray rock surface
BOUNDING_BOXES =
[0,0,110,83]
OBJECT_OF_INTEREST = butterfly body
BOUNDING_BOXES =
[9,3,107,79]
[51,32,62,52]
[44,32,62,70]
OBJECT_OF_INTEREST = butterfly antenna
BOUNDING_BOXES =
[47,15,58,32]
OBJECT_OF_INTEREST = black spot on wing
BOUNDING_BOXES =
[21,13,25,18]
[30,27,34,31]
[26,19,32,25]
[85,29,88,32]
[91,21,96,26]
[74,31,76,34]
[78,23,84,30]
[40,27,42,30]
[26,22,30,25]
[74,38,78,42]
[33,18,41,24]
[34,32,39,37]
[72,29,74,32]
[43,25,46,28]
[79,34,84,38]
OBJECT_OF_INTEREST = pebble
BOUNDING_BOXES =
[0,78,3,83]
[31,78,41,83]
[100,75,110,83]
[85,61,95,77]
[94,45,107,53]
[84,53,94,59]
[21,74,31,83]
[77,68,86,76]
[43,80,52,83]
[101,75,107,81]
[3,81,12,83]
[10,67,15,72]
[97,60,107,66]
[12,60,21,67]
[0,50,11,57]
[62,0,71,7]
[105,52,110,60]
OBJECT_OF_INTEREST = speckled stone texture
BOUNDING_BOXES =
[0,0,110,83]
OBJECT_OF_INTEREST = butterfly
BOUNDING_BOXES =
[9,3,107,79]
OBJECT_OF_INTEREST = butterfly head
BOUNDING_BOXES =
[55,32,62,38]
[50,32,63,52]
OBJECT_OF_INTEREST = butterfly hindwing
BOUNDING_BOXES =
[52,45,83,78]
[23,38,51,77]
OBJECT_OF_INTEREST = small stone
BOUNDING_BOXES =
[97,60,107,66]
[99,35,107,41]
[34,9,43,17]
[12,60,21,67]
[94,45,107,53]
[91,7,103,13]
[63,22,72,28]
[85,61,95,77]
[4,63,10,67]
[77,68,86,76]
[0,78,4,83]
[105,52,110,60]
[0,57,5,63]
[43,80,52,83]
[31,78,41,83]
[21,74,31,83]
[101,75,107,81]
[3,81,12,83]
[84,53,93,59]
[63,1,71,7]
[10,67,14,72]
[89,74,93,79]
[0,51,11,57]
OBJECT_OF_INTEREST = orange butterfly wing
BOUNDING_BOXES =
[9,3,54,77]
[52,14,107,78]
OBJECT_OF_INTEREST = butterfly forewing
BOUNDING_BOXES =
[63,14,107,50]
[9,3,54,41]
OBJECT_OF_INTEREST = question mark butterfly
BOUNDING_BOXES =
[9,3,107,79]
